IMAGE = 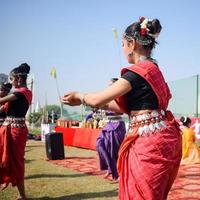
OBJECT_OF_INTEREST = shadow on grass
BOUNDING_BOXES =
[26,144,45,148]
[28,189,118,199]
[64,156,96,159]
[25,159,35,164]
[25,173,89,179]
[25,145,45,153]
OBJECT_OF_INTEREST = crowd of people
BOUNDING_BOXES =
[0,16,199,200]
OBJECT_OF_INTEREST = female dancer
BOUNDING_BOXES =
[180,116,200,165]
[0,63,32,200]
[61,17,182,199]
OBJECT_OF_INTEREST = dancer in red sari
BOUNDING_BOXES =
[0,63,32,200]
[61,17,182,200]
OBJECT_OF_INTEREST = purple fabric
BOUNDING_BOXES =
[96,120,126,180]
[85,113,93,121]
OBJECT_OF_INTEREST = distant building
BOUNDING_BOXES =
[0,73,8,84]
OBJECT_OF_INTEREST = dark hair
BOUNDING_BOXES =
[180,116,191,127]
[124,17,162,52]
[10,63,30,82]
[0,82,12,92]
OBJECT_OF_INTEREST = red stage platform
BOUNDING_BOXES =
[54,127,101,150]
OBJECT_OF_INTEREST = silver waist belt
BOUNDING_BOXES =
[129,109,167,136]
[3,117,26,128]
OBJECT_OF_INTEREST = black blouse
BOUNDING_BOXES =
[121,70,158,111]
[7,92,29,118]
[0,110,6,118]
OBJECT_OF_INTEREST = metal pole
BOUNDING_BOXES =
[29,78,33,115]
[196,74,199,117]
[51,110,55,123]
[112,28,122,71]
[28,77,34,129]
[55,77,63,118]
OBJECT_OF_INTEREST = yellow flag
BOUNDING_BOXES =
[50,67,57,78]
[112,28,118,40]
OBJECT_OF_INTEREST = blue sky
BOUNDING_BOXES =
[0,0,200,110]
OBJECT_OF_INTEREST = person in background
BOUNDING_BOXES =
[96,78,126,181]
[0,82,12,126]
[0,63,32,200]
[180,116,200,165]
[61,17,182,200]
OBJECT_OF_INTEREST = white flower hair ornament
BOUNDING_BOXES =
[140,18,149,29]
[139,17,159,39]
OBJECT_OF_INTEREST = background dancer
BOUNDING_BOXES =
[96,78,126,181]
[180,116,200,165]
[61,17,182,200]
[0,63,32,200]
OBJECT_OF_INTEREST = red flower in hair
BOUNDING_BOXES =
[140,28,147,36]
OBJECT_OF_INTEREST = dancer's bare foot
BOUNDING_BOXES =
[110,178,119,184]
[103,171,111,179]
[16,196,27,200]
[0,183,9,191]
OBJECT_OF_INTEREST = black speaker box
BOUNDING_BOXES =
[45,132,65,160]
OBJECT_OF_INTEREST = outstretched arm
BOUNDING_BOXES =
[0,94,17,104]
[61,78,132,111]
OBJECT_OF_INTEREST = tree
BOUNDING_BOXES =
[27,104,61,125]
[27,104,76,125]
[28,112,42,124]
[46,105,61,116]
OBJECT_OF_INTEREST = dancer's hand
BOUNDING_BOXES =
[61,92,82,106]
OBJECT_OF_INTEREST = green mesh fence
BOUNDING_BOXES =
[168,75,199,117]
[63,75,200,119]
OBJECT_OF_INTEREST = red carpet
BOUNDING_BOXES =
[49,155,110,177]
[168,164,200,200]
[49,158,200,199]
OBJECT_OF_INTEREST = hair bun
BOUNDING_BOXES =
[180,116,186,123]
[151,19,162,34]
[19,63,30,74]
[4,82,12,90]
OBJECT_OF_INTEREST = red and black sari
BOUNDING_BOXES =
[0,87,32,186]
[116,61,182,200]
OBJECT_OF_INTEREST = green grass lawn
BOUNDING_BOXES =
[1,140,118,200]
